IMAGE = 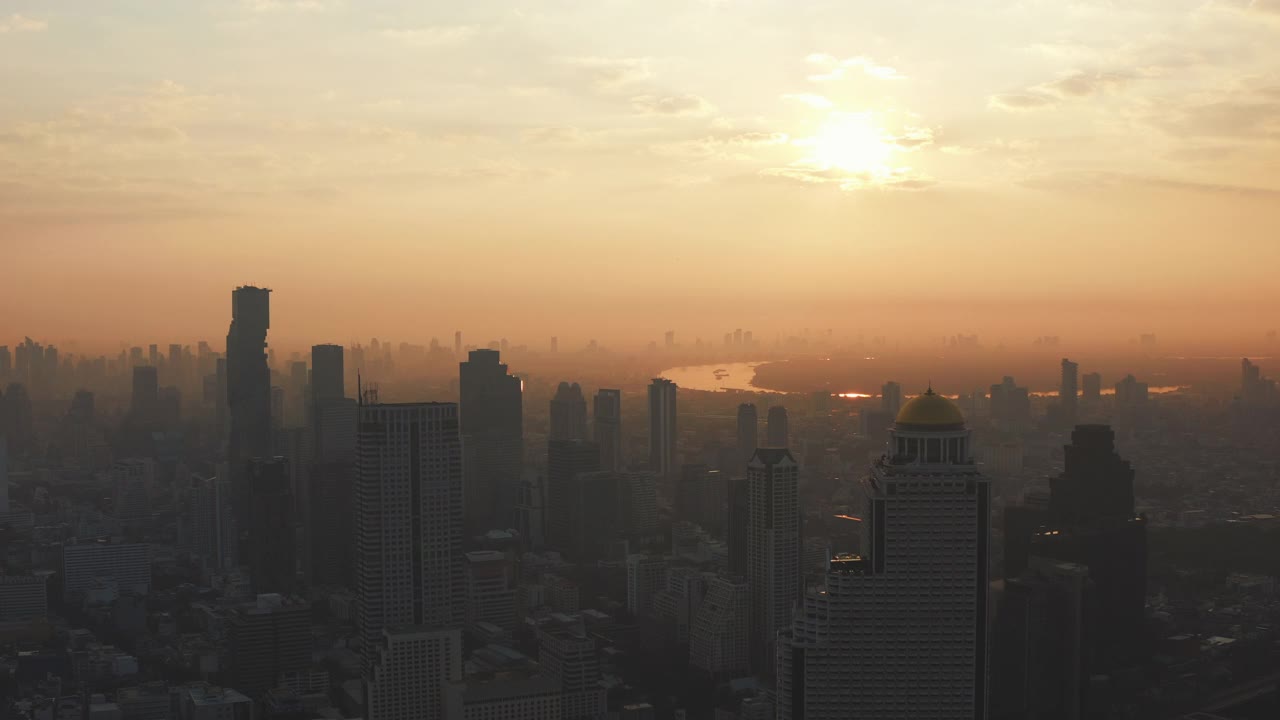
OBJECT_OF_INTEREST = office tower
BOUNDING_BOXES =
[1,383,33,459]
[881,381,903,416]
[550,382,588,441]
[288,360,308,425]
[515,475,546,549]
[593,389,622,472]
[111,459,154,523]
[746,448,800,672]
[621,470,660,541]
[0,575,48,623]
[538,622,608,719]
[736,404,758,464]
[310,398,357,586]
[1061,358,1079,423]
[647,378,678,479]
[131,366,159,422]
[225,594,310,699]
[248,457,296,594]
[690,574,751,678]
[652,567,708,641]
[366,627,462,720]
[1034,425,1145,659]
[464,551,517,634]
[226,285,273,550]
[183,473,236,569]
[270,386,285,431]
[1082,372,1102,402]
[62,542,151,602]
[356,401,465,674]
[777,389,991,719]
[459,350,523,534]
[996,558,1090,720]
[546,439,601,556]
[677,464,727,534]
[149,343,159,367]
[1113,374,1149,412]
[990,376,1032,431]
[0,346,9,379]
[311,344,344,406]
[626,554,669,618]
[765,405,789,448]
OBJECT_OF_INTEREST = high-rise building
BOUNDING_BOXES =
[181,472,236,570]
[592,389,622,472]
[63,542,151,602]
[690,575,751,679]
[366,627,463,720]
[1113,374,1149,412]
[0,574,49,623]
[765,405,789,448]
[111,459,154,524]
[990,376,1031,431]
[226,285,273,554]
[248,457,296,595]
[746,448,800,672]
[1082,372,1102,402]
[224,593,311,699]
[1060,358,1079,423]
[777,389,991,719]
[131,366,159,423]
[459,350,523,534]
[356,401,464,675]
[625,554,669,618]
[881,381,903,416]
[546,439,601,557]
[726,476,749,575]
[311,344,345,406]
[550,382,588,441]
[1034,425,1145,659]
[735,404,757,464]
[537,622,607,720]
[647,378,678,479]
[464,550,516,636]
[310,398,357,586]
[677,464,727,535]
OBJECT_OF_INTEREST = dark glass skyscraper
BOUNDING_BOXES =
[593,389,622,472]
[226,285,273,551]
[549,381,588,441]
[459,350,522,534]
[247,457,296,595]
[766,405,789,448]
[736,403,757,464]
[647,378,677,479]
[311,344,344,407]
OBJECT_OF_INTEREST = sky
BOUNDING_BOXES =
[2,0,1279,352]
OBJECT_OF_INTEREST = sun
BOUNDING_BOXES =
[804,113,894,174]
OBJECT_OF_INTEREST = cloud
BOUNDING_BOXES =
[1035,71,1130,98]
[781,93,834,109]
[891,126,935,150]
[241,0,337,12]
[806,53,904,82]
[521,126,584,145]
[759,164,933,191]
[630,94,716,117]
[0,14,47,33]
[988,93,1057,111]
[1025,170,1280,198]
[564,57,652,92]
[649,131,789,160]
[381,26,475,47]
[1212,0,1280,19]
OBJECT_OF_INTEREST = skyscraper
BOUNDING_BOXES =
[1060,358,1079,423]
[366,627,462,720]
[226,285,273,551]
[356,401,465,676]
[736,403,758,464]
[746,448,800,673]
[765,405,789,448]
[224,593,310,700]
[312,344,345,407]
[550,382,588,441]
[647,378,677,479]
[689,575,751,679]
[248,457,296,595]
[593,389,622,472]
[881,381,903,416]
[990,376,1031,431]
[777,389,991,719]
[459,350,523,534]
[545,439,601,557]
[131,366,159,423]
[726,476,749,575]
[1082,372,1102,402]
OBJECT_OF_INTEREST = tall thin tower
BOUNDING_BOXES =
[459,350,523,534]
[1060,358,1079,423]
[747,448,800,674]
[593,389,622,472]
[226,285,272,555]
[648,378,678,479]
[736,403,757,464]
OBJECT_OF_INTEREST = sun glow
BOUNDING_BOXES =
[803,113,894,174]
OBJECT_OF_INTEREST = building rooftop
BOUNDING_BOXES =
[895,388,965,428]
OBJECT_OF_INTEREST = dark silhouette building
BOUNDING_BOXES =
[1081,372,1102,402]
[226,286,273,556]
[593,389,622,472]
[727,476,749,575]
[736,403,757,464]
[248,457,296,595]
[1060,358,1078,424]
[224,594,310,701]
[550,382,588,441]
[766,405,789,448]
[546,439,601,557]
[311,344,344,407]
[459,350,523,534]
[130,366,159,423]
[647,378,677,479]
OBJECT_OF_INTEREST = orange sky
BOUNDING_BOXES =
[2,1,1278,352]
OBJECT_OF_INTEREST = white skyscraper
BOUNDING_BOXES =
[366,627,462,720]
[777,389,991,719]
[356,401,465,719]
[746,448,800,672]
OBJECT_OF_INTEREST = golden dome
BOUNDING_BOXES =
[895,388,965,428]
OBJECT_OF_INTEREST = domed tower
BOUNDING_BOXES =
[777,388,991,720]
